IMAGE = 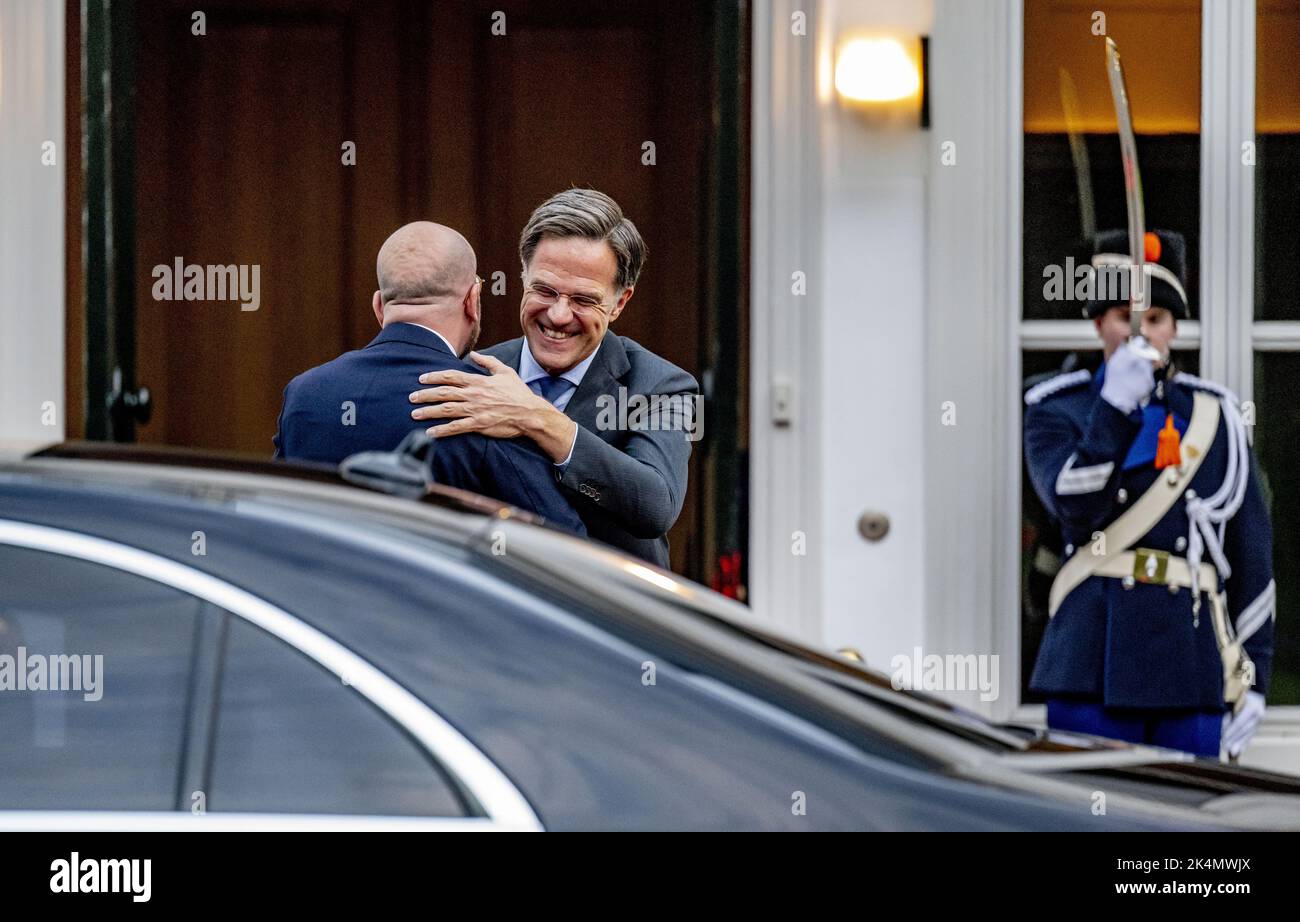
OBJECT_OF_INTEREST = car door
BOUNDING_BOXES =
[0,522,539,830]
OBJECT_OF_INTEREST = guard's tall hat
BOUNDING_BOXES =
[1086,228,1190,320]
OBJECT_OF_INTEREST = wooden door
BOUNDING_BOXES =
[117,0,717,572]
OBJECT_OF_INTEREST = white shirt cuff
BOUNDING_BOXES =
[554,425,578,469]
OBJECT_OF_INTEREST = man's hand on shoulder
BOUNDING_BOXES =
[409,351,578,463]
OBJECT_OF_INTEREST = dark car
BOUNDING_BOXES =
[3,441,1300,831]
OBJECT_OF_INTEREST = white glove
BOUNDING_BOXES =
[1222,691,1266,759]
[1100,339,1157,414]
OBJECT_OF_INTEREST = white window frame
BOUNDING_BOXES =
[1009,0,1300,763]
[749,0,825,639]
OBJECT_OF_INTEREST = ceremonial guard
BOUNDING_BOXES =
[1024,228,1276,759]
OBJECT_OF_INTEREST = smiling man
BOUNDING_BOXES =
[273,221,585,536]
[409,189,698,568]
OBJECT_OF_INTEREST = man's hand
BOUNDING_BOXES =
[1222,690,1266,759]
[1100,338,1157,414]
[409,352,578,463]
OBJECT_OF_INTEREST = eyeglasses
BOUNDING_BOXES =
[524,282,609,315]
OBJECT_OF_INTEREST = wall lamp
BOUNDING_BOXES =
[833,35,930,128]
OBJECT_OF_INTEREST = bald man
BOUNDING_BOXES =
[273,222,586,534]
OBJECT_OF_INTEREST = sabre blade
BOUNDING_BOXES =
[1104,37,1153,349]
[1059,67,1096,243]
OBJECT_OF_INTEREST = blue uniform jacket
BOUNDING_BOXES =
[272,323,586,536]
[1024,366,1275,710]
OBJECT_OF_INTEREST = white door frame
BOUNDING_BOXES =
[923,0,1025,721]
[749,0,825,641]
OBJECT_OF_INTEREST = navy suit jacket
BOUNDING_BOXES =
[273,323,585,535]
[484,332,697,568]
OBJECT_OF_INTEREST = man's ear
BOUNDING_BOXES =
[465,283,481,323]
[608,286,633,324]
[372,291,385,328]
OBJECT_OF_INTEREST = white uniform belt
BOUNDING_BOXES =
[1084,551,1217,593]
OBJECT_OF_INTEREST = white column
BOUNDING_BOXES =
[0,0,65,444]
[923,0,1023,718]
[1200,0,1255,403]
[749,0,824,640]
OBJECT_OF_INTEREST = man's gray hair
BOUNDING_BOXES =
[519,188,647,290]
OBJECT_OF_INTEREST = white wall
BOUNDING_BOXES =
[752,0,1017,714]
[815,0,932,667]
[0,0,65,444]
[751,0,933,662]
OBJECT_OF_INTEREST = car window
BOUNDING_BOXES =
[0,545,199,810]
[206,618,467,817]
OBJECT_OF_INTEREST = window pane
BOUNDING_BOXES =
[1256,0,1300,320]
[1024,0,1201,321]
[209,619,467,817]
[0,545,199,809]
[1251,353,1300,704]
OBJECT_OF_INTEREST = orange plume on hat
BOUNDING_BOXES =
[1144,231,1162,263]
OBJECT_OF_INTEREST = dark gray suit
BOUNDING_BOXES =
[484,332,698,568]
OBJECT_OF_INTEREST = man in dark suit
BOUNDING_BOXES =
[273,221,585,536]
[408,190,698,567]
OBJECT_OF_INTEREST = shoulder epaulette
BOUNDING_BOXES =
[1173,372,1241,407]
[1025,369,1091,406]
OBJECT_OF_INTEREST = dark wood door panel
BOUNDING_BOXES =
[135,7,354,453]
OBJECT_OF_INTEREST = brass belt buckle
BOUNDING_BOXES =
[1133,547,1169,585]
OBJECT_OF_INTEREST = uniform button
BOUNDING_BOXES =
[1122,576,1136,590]
[1168,583,1180,595]
[1065,544,1074,556]
[1186,488,1197,500]
[1175,536,1187,552]
[1116,488,1129,504]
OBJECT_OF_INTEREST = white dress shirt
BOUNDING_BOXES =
[397,321,458,357]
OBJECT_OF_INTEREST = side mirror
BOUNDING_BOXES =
[339,430,435,498]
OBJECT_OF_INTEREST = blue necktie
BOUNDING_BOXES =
[531,375,575,407]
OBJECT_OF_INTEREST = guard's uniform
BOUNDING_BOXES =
[1024,229,1276,757]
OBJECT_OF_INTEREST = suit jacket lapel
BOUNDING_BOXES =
[486,336,525,370]
[563,332,629,436]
